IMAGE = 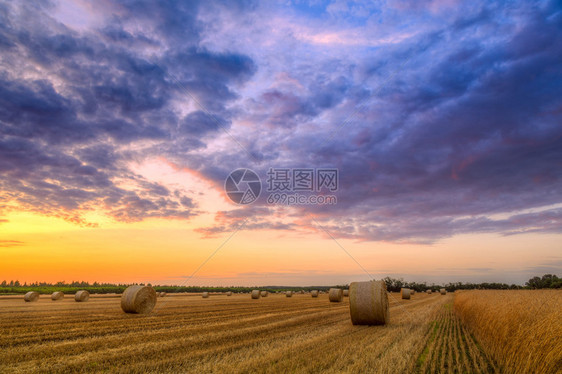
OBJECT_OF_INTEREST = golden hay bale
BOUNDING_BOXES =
[311,290,319,297]
[159,292,166,297]
[74,290,90,302]
[251,290,261,299]
[121,285,156,314]
[286,291,293,297]
[260,291,268,297]
[440,288,446,295]
[343,289,349,297]
[226,291,232,296]
[24,291,39,302]
[329,288,343,302]
[401,288,411,300]
[426,290,432,294]
[51,291,64,301]
[411,290,416,295]
[349,280,389,325]
[202,292,209,298]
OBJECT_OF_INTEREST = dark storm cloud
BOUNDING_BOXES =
[0,0,256,224]
[193,0,562,243]
[1,0,561,243]
[245,74,352,129]
[180,111,224,136]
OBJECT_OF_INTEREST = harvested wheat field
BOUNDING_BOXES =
[0,291,558,373]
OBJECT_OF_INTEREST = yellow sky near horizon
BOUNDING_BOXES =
[1,208,560,286]
[1,158,560,286]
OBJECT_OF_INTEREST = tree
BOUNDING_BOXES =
[525,274,561,289]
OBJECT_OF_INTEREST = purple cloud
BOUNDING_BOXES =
[0,1,255,224]
[0,0,561,243]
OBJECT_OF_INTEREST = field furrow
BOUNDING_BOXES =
[414,297,496,374]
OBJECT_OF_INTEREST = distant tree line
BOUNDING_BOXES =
[0,274,559,294]
[0,280,120,287]
[0,281,336,295]
[382,274,561,292]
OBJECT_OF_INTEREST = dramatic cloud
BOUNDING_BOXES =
[1,0,561,243]
[0,1,255,224]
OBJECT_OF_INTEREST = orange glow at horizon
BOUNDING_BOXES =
[1,208,561,286]
[1,159,560,286]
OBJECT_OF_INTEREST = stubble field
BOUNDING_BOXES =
[0,290,558,373]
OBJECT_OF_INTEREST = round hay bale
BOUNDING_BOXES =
[440,288,446,295]
[329,288,343,302]
[426,290,432,294]
[411,290,416,295]
[260,291,268,297]
[401,288,411,300]
[251,290,260,299]
[24,291,39,302]
[226,291,232,296]
[349,280,389,325]
[75,290,90,302]
[51,291,64,301]
[202,292,209,298]
[286,291,293,297]
[311,290,319,298]
[121,285,156,314]
[343,289,349,297]
[159,292,166,297]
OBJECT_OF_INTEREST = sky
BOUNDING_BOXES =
[0,0,561,286]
